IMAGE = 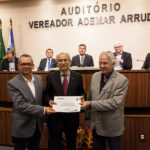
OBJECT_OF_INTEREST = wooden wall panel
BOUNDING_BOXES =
[123,72,150,107]
[0,107,13,146]
[1,70,150,107]
[122,115,150,150]
[1,70,150,150]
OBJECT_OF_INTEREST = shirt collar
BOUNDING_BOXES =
[21,74,34,83]
[80,55,85,57]
[115,51,123,56]
[60,70,70,76]
[47,58,51,60]
[101,70,113,80]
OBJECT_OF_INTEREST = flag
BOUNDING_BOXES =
[7,19,15,54]
[0,19,6,68]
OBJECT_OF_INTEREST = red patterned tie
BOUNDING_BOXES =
[63,74,68,96]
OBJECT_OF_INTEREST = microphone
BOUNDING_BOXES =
[136,59,144,62]
[136,59,145,69]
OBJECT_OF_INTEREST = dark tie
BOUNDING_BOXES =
[63,74,68,96]
[48,59,51,70]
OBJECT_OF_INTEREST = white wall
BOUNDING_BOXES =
[0,0,150,69]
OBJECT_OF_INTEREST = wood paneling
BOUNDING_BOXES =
[1,70,150,107]
[122,115,150,150]
[0,70,150,149]
[0,107,13,146]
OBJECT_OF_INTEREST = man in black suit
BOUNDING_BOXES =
[142,53,150,69]
[71,44,94,67]
[44,52,86,150]
[1,50,18,71]
[38,49,57,71]
[114,42,132,70]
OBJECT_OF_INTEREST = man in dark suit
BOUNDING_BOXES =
[38,48,57,71]
[142,53,150,69]
[8,54,55,150]
[71,44,94,67]
[80,51,128,150]
[44,52,86,150]
[1,50,18,71]
[114,42,132,70]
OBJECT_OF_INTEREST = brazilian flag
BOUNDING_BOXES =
[0,20,6,69]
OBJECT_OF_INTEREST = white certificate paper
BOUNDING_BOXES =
[53,96,81,113]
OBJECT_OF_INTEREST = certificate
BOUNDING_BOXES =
[53,96,81,112]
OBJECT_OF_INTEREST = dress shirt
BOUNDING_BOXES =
[22,74,35,98]
[60,71,70,84]
[45,58,52,71]
[22,74,45,114]
[100,71,113,93]
[114,52,123,70]
[80,55,85,65]
[9,61,15,71]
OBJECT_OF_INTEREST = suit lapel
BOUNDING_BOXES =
[121,51,125,59]
[55,71,64,95]
[6,59,9,70]
[18,74,35,101]
[77,55,80,66]
[67,71,73,95]
[95,72,101,96]
[51,58,54,67]
[15,58,18,70]
[43,58,47,69]
[33,75,39,101]
[83,54,87,66]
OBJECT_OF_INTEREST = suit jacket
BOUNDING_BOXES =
[142,53,150,69]
[38,58,57,71]
[71,54,94,67]
[44,70,86,128]
[88,70,128,137]
[114,51,132,70]
[1,57,19,71]
[8,74,44,138]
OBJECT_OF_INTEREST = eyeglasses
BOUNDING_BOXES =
[99,62,109,65]
[57,59,69,63]
[20,63,33,67]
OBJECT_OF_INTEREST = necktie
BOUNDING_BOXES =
[48,59,51,70]
[81,56,84,66]
[63,74,68,96]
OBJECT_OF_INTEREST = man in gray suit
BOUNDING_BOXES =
[80,51,128,150]
[71,44,94,67]
[8,54,55,150]
[38,48,57,71]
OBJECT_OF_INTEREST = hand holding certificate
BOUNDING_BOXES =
[53,96,81,113]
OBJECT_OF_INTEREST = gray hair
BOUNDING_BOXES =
[99,51,116,64]
[56,52,71,61]
[114,41,123,46]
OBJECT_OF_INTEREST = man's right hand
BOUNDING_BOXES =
[49,100,57,108]
[45,107,56,115]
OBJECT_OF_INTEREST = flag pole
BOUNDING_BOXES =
[10,18,12,26]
